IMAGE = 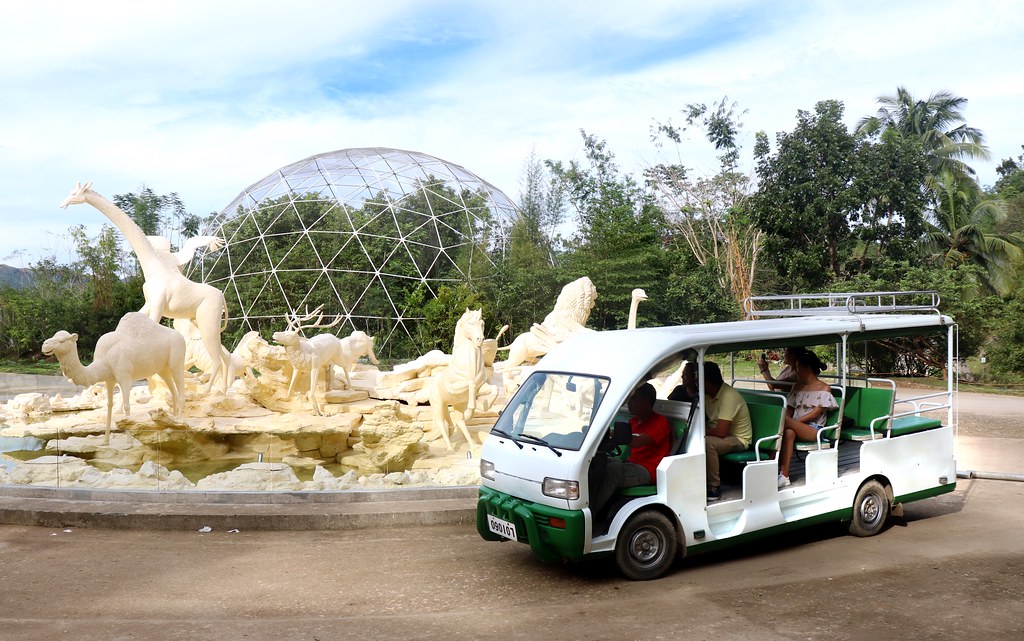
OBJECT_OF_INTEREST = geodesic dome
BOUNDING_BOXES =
[193,148,516,355]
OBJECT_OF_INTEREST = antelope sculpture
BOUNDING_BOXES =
[271,306,345,415]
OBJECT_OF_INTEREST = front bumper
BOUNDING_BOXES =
[476,486,587,562]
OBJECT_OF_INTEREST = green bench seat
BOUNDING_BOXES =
[840,386,895,442]
[889,415,942,436]
[721,401,785,464]
[839,385,944,440]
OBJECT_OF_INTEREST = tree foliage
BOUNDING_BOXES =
[549,131,671,330]
[751,100,929,291]
[925,170,1024,296]
[3,89,1023,383]
[856,86,990,186]
[647,97,763,309]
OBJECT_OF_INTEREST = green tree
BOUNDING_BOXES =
[751,100,862,289]
[856,86,990,186]
[112,186,188,241]
[751,100,930,291]
[647,97,763,308]
[832,261,997,373]
[925,170,1024,296]
[548,131,669,330]
[484,151,566,340]
[994,146,1024,236]
[986,290,1024,375]
[849,130,930,270]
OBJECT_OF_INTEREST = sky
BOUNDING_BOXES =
[2,0,1022,267]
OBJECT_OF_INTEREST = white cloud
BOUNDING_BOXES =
[2,0,1022,265]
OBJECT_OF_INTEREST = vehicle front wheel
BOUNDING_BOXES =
[614,510,678,581]
[848,480,890,537]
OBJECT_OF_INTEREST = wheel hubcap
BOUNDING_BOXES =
[860,494,881,525]
[630,527,664,564]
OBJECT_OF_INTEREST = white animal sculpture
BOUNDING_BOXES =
[627,288,648,330]
[41,312,186,445]
[420,308,493,451]
[271,306,345,415]
[334,330,379,388]
[60,182,229,392]
[147,234,224,271]
[174,319,258,391]
[499,276,597,368]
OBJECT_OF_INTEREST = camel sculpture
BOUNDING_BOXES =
[272,306,347,415]
[60,181,229,392]
[41,312,186,445]
[419,308,495,450]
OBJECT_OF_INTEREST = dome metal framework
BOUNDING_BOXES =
[194,148,515,354]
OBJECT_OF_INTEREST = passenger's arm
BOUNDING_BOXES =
[796,406,825,425]
[707,418,732,439]
[630,432,655,447]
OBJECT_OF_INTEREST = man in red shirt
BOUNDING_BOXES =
[591,383,671,514]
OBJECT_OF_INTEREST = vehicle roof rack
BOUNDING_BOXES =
[743,291,941,319]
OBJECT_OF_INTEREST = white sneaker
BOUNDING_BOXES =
[777,473,791,488]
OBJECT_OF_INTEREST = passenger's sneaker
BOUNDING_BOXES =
[707,486,721,502]
[777,473,791,488]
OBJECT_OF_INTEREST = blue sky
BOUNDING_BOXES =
[2,0,1022,266]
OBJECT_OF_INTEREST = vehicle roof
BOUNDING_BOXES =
[534,313,954,383]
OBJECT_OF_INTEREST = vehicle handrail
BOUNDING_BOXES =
[754,434,782,462]
[868,404,951,438]
[744,290,941,319]
[894,391,951,415]
[732,377,794,391]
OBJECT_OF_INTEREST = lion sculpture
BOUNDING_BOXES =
[498,276,598,368]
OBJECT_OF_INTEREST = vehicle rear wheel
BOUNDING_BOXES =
[614,510,677,581]
[849,480,890,537]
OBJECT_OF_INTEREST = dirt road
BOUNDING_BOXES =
[0,390,1022,640]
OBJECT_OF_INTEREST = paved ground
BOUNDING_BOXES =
[1,389,1022,640]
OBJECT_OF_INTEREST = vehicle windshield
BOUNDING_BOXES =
[491,372,609,452]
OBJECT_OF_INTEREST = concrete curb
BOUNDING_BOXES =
[0,484,480,531]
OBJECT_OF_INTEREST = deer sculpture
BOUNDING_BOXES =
[271,306,346,415]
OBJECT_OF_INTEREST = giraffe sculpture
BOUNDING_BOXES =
[60,181,229,392]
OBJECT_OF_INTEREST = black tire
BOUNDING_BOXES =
[849,480,890,537]
[614,510,678,581]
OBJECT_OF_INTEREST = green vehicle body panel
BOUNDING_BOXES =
[477,486,587,562]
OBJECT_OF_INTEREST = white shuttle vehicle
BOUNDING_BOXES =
[477,292,957,579]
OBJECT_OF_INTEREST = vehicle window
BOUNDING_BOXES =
[492,372,609,451]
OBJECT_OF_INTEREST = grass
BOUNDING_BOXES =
[0,360,62,375]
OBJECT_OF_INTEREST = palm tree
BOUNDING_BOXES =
[857,87,990,186]
[925,170,1024,296]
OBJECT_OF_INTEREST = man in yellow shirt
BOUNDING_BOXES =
[703,361,752,502]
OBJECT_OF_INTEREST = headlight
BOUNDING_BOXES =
[480,459,496,481]
[542,477,579,500]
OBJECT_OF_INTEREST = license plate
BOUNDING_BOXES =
[487,514,517,540]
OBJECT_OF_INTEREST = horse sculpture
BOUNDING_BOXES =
[422,308,494,451]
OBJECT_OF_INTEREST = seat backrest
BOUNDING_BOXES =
[843,386,894,428]
[745,401,785,452]
[668,417,690,455]
[739,388,788,407]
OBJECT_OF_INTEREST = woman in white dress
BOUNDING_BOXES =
[777,351,838,487]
